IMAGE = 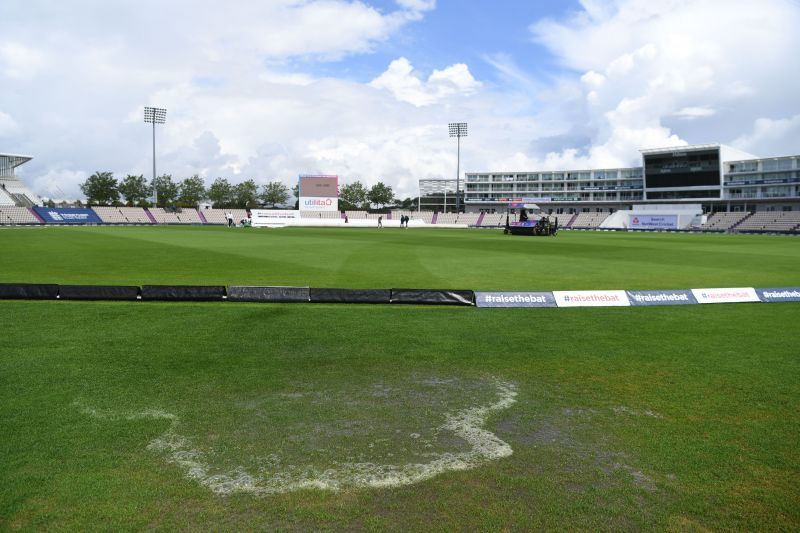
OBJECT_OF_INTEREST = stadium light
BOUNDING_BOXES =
[448,122,467,213]
[144,106,167,207]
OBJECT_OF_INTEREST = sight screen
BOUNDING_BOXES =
[644,148,720,189]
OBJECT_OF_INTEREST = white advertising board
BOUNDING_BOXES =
[553,290,630,307]
[250,209,299,227]
[299,196,339,211]
[690,287,760,304]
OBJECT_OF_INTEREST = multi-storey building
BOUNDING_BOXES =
[429,144,800,215]
[0,153,39,207]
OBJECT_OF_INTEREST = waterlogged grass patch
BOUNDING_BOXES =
[75,376,516,495]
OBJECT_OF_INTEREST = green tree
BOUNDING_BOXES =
[367,181,394,209]
[118,174,150,206]
[234,179,259,208]
[260,181,290,207]
[339,181,368,210]
[152,174,179,207]
[179,175,206,206]
[292,184,300,209]
[208,178,233,208]
[79,171,119,205]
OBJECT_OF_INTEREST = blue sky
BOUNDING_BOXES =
[307,1,579,82]
[1,0,799,200]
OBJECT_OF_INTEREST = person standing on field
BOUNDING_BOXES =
[378,215,383,228]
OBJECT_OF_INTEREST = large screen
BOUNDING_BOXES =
[299,175,338,211]
[299,176,338,197]
[644,148,720,189]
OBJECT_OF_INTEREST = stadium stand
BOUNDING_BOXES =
[344,210,368,219]
[118,207,153,224]
[700,212,750,231]
[415,211,435,224]
[0,187,15,206]
[0,206,40,224]
[435,213,460,224]
[478,212,507,226]
[736,211,800,232]
[570,212,610,228]
[200,208,249,224]
[92,206,127,223]
[456,212,482,225]
[148,207,204,224]
[300,210,341,219]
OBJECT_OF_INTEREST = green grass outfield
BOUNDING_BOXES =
[2,226,799,530]
[1,224,798,288]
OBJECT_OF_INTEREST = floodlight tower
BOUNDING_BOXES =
[144,106,167,206]
[448,122,467,213]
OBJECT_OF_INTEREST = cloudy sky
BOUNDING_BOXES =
[2,0,799,200]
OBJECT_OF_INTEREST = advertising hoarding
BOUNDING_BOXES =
[629,214,678,230]
[250,209,299,227]
[626,289,697,306]
[475,291,556,308]
[690,288,760,304]
[755,287,800,302]
[32,207,102,224]
[553,290,630,307]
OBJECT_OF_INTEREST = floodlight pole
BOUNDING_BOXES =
[144,106,167,207]
[152,120,156,206]
[448,122,467,213]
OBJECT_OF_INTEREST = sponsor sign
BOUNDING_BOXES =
[498,197,552,203]
[755,287,800,303]
[475,291,556,308]
[250,209,299,227]
[32,207,102,224]
[626,289,697,306]
[725,177,800,186]
[691,287,760,304]
[299,196,338,211]
[629,214,678,230]
[553,290,630,307]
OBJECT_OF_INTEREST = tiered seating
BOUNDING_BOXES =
[0,206,40,224]
[301,210,341,219]
[149,208,181,224]
[736,211,800,232]
[478,213,506,226]
[149,208,203,224]
[700,212,749,231]
[571,212,610,228]
[416,211,435,223]
[0,187,15,206]
[200,208,249,224]
[175,209,203,224]
[435,213,460,224]
[92,206,130,223]
[456,212,482,225]
[118,207,153,224]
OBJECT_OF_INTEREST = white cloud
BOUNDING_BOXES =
[522,0,800,168]
[370,57,481,106]
[732,114,800,157]
[672,107,716,120]
[0,111,18,135]
[0,42,46,80]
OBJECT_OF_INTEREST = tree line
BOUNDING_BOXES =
[79,172,416,210]
[79,172,290,208]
